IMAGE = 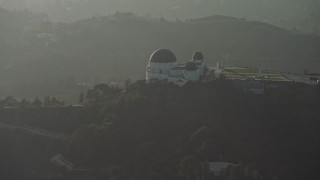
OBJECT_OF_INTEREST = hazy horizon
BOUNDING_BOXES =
[0,0,319,33]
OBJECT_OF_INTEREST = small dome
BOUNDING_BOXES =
[185,62,197,71]
[192,52,204,61]
[150,49,177,63]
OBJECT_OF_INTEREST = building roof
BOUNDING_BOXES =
[172,67,186,70]
[192,52,204,61]
[171,63,186,70]
[150,49,177,63]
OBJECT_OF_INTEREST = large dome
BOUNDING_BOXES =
[192,52,204,61]
[150,49,177,63]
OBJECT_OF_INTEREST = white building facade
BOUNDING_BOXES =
[146,49,207,86]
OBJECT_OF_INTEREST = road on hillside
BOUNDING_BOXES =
[0,122,67,140]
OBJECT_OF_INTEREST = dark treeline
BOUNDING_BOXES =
[0,96,65,108]
[1,80,318,179]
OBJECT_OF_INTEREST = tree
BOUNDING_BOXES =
[124,79,132,89]
[20,98,31,107]
[3,96,18,107]
[177,155,210,180]
[43,96,51,106]
[32,98,42,107]
[50,97,64,106]
[79,92,84,104]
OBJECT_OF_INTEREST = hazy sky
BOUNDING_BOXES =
[0,0,317,21]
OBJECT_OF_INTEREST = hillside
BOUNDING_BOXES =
[0,129,63,179]
[0,0,319,34]
[64,80,320,180]
[1,80,319,179]
[0,11,320,99]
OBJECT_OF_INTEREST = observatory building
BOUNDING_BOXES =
[146,49,207,86]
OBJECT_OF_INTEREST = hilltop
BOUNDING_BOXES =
[0,11,320,99]
[0,0,319,34]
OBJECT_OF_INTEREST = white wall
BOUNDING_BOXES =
[146,62,177,81]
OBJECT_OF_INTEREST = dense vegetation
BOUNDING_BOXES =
[66,80,320,180]
[1,80,319,179]
[0,96,65,108]
[0,129,63,179]
[0,9,320,100]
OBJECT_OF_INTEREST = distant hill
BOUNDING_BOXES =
[188,15,245,22]
[0,11,320,99]
[0,0,319,34]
